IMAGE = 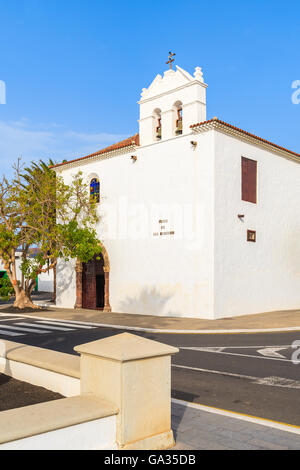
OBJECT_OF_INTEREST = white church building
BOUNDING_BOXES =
[53,62,300,319]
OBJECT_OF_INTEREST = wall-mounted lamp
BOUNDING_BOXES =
[131,155,138,162]
[238,214,245,220]
[190,141,198,149]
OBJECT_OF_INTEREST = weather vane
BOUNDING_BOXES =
[166,51,176,70]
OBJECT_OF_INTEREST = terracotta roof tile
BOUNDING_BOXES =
[51,119,299,170]
[51,133,139,169]
[190,119,300,159]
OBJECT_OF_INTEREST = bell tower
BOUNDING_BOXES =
[138,61,207,146]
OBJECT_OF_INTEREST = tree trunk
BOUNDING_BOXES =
[13,279,41,310]
[13,289,41,309]
[52,263,56,303]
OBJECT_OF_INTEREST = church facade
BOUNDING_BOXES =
[53,64,300,319]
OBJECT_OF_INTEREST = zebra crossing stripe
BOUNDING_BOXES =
[16,322,75,332]
[0,318,24,322]
[36,320,96,330]
[0,325,52,334]
[0,329,24,337]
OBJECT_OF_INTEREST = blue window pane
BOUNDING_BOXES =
[90,178,100,203]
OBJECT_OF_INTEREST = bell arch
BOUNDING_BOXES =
[173,100,183,135]
[153,108,162,141]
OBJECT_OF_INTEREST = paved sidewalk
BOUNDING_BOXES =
[172,401,300,450]
[1,305,300,332]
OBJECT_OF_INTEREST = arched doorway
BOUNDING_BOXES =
[75,244,111,312]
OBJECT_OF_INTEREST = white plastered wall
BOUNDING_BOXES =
[55,131,215,319]
[139,67,207,146]
[56,258,77,309]
[213,130,300,318]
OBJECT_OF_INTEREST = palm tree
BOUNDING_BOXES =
[21,159,57,302]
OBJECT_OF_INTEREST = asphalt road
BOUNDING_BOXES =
[0,313,300,426]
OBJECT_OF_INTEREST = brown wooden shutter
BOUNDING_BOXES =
[242,157,257,203]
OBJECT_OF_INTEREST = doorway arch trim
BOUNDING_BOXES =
[75,243,111,312]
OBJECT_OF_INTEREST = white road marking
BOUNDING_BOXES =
[173,363,256,380]
[16,322,75,332]
[0,318,24,322]
[0,329,24,337]
[180,345,292,350]
[186,346,226,353]
[254,376,300,388]
[180,346,292,362]
[0,325,51,334]
[171,398,300,436]
[257,347,287,359]
[36,320,96,330]
[172,364,300,389]
[188,345,292,349]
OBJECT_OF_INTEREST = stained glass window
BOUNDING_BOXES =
[90,178,100,203]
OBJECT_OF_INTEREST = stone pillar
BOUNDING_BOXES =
[74,333,179,450]
[75,261,83,309]
[103,270,111,313]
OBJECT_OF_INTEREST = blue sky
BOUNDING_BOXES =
[0,0,299,174]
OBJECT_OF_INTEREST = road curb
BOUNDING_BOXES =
[171,398,300,435]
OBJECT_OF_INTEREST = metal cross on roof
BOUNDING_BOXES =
[166,51,176,70]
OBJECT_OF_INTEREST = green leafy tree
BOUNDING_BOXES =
[0,159,102,309]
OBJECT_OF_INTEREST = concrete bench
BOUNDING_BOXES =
[0,340,80,396]
[0,394,118,450]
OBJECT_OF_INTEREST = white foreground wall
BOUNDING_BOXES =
[0,335,177,450]
[0,416,117,450]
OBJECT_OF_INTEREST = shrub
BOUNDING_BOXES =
[0,277,15,301]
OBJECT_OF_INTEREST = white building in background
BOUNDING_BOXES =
[37,270,54,293]
[52,63,300,319]
[0,251,54,294]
